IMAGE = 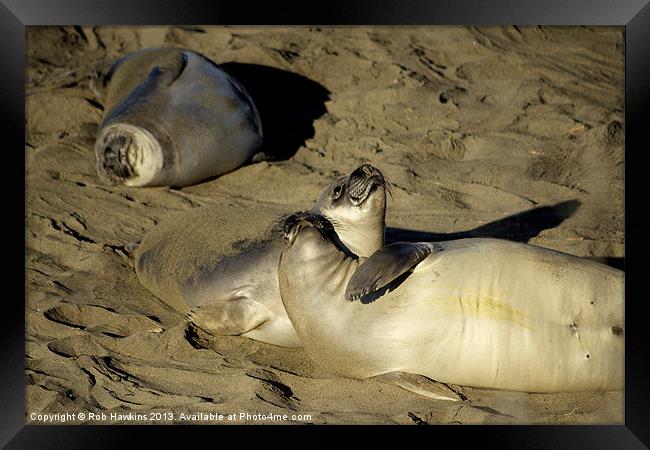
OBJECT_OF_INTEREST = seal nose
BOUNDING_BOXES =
[352,164,382,180]
[360,164,374,175]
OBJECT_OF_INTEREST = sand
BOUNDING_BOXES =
[26,25,624,425]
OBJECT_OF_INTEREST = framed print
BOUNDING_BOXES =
[5,0,649,447]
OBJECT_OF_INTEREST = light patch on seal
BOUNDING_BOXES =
[435,294,531,329]
[97,123,164,187]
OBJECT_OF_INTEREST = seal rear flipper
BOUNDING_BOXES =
[345,242,438,302]
[88,58,113,104]
[371,372,464,402]
[125,237,143,256]
[186,297,272,336]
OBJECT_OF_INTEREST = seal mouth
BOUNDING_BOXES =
[347,164,391,206]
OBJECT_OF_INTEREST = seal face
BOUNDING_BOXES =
[133,165,390,347]
[313,164,390,257]
[96,123,164,186]
[278,212,625,393]
[95,47,263,187]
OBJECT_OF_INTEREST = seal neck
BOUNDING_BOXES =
[329,213,385,258]
[279,236,359,337]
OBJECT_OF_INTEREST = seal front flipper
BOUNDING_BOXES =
[107,57,188,117]
[141,52,189,89]
[345,242,439,301]
[103,49,188,107]
[371,372,464,402]
[186,297,272,336]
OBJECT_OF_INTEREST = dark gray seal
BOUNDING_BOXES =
[95,47,263,187]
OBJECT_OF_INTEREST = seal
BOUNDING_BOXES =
[278,212,625,393]
[133,164,389,347]
[95,47,263,187]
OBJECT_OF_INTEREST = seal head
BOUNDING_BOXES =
[95,123,165,186]
[312,164,391,257]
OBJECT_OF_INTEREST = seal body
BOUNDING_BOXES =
[133,204,299,342]
[134,165,389,347]
[95,47,263,187]
[278,215,624,393]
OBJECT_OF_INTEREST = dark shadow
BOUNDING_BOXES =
[385,199,624,271]
[386,200,582,244]
[584,257,625,271]
[360,271,413,304]
[219,62,331,161]
[184,322,210,350]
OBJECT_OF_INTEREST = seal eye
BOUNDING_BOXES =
[332,185,343,200]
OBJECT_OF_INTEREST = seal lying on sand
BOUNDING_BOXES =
[278,212,624,393]
[95,47,263,187]
[134,164,389,347]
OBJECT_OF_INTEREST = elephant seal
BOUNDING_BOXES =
[95,47,263,187]
[278,212,625,393]
[134,164,389,347]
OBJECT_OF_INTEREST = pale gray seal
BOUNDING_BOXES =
[95,47,262,187]
[278,212,624,393]
[134,164,390,347]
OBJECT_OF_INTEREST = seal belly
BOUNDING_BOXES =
[397,239,624,392]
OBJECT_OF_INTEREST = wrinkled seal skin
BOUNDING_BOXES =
[133,164,389,347]
[278,213,625,393]
[95,47,263,187]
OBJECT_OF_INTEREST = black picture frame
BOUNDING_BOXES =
[5,0,649,447]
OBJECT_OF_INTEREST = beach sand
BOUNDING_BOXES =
[26,25,624,424]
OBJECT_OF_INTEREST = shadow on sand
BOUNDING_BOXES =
[220,62,331,161]
[385,199,624,271]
